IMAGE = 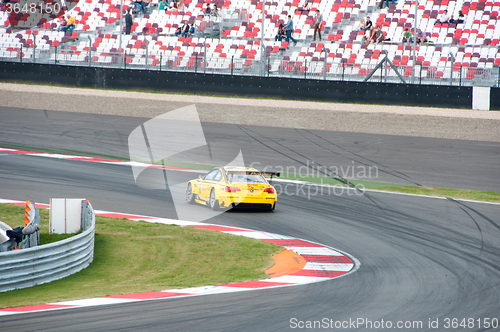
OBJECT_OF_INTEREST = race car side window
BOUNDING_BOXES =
[213,170,222,181]
[204,169,217,181]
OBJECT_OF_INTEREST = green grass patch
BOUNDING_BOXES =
[0,143,130,163]
[161,160,215,170]
[371,185,500,203]
[278,172,409,189]
[278,172,500,203]
[0,204,281,309]
[0,203,73,245]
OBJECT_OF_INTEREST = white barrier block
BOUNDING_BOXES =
[472,86,490,111]
[49,199,85,234]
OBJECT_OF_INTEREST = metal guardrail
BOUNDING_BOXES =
[0,202,95,293]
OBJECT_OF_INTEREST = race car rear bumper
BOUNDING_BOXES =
[230,202,275,210]
[218,194,276,209]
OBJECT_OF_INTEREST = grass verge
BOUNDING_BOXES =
[277,173,500,203]
[0,203,73,244]
[0,204,281,309]
[368,185,500,203]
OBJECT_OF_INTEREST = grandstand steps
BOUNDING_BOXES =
[0,0,498,83]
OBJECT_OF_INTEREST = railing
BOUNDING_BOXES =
[1,44,499,87]
[0,201,95,293]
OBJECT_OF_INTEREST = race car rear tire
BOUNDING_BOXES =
[210,189,220,210]
[270,202,276,212]
[186,183,196,204]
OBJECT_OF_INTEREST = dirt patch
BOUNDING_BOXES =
[1,83,499,142]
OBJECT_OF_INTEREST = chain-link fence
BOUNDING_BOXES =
[1,43,499,87]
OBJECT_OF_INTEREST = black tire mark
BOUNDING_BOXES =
[299,128,422,186]
[236,125,357,188]
[446,198,485,255]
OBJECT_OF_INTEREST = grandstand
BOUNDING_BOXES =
[0,0,499,86]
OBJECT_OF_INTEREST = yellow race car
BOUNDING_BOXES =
[186,166,279,211]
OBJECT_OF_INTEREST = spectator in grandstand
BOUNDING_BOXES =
[449,10,465,24]
[130,0,141,14]
[125,8,133,34]
[211,4,219,16]
[402,28,412,45]
[365,26,376,45]
[312,9,323,41]
[284,15,298,47]
[62,14,76,34]
[354,18,366,32]
[275,23,286,41]
[1,0,12,29]
[415,28,427,44]
[181,23,190,37]
[177,0,185,10]
[131,0,142,14]
[374,26,384,44]
[158,0,167,11]
[166,0,174,9]
[175,26,182,36]
[297,0,310,13]
[435,9,452,24]
[204,3,211,15]
[361,16,372,31]
[131,0,150,14]
[384,0,395,8]
[57,15,68,31]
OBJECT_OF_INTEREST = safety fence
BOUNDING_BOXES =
[1,44,498,87]
[0,201,95,293]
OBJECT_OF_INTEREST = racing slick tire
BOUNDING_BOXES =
[186,183,196,204]
[268,202,276,212]
[210,189,220,210]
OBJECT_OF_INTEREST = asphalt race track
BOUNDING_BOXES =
[1,107,500,331]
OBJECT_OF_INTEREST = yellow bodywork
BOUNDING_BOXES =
[187,166,278,210]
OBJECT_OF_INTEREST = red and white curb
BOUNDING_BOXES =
[0,148,197,172]
[0,199,359,316]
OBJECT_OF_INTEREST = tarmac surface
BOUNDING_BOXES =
[0,83,499,331]
[1,82,499,142]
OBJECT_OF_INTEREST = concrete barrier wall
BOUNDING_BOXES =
[1,61,498,109]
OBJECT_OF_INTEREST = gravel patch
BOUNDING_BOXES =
[1,83,499,142]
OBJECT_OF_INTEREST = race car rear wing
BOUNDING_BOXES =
[260,171,281,178]
[259,171,280,184]
[226,170,281,182]
[227,171,281,177]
